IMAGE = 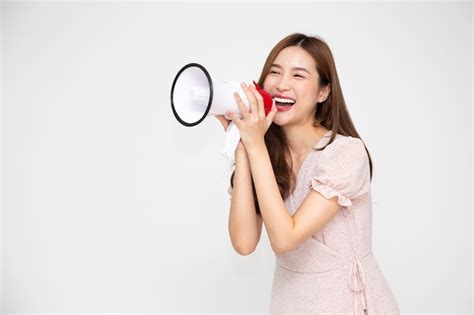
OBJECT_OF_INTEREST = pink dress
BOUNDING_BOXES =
[269,131,400,314]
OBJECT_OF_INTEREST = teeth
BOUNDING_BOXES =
[273,96,295,104]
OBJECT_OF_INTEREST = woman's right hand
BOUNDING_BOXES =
[215,114,232,132]
[215,115,246,154]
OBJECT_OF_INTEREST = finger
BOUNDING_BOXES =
[241,82,258,116]
[219,115,231,124]
[215,116,229,130]
[226,111,243,129]
[233,92,250,119]
[215,115,226,124]
[250,83,265,119]
[265,100,278,125]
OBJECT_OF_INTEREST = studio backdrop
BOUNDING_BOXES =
[2,1,472,313]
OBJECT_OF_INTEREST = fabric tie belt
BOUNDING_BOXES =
[348,253,371,315]
[276,250,373,314]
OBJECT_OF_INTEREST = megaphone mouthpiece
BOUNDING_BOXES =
[253,80,274,115]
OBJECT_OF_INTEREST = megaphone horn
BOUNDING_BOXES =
[170,62,273,159]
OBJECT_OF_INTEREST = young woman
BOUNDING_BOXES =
[216,33,400,314]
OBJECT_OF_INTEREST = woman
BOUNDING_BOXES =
[216,33,400,314]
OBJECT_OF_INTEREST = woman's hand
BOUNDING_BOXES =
[215,115,246,154]
[215,115,231,132]
[225,82,277,150]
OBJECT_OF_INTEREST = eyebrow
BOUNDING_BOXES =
[270,63,311,75]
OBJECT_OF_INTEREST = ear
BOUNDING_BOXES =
[318,84,331,103]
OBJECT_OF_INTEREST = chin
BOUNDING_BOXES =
[272,115,291,127]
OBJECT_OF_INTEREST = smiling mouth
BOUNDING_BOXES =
[273,97,296,110]
[276,102,294,107]
[275,103,294,111]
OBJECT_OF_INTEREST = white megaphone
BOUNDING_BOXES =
[170,63,273,159]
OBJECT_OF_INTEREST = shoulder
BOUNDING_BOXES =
[313,133,369,179]
[311,133,371,202]
[318,133,367,159]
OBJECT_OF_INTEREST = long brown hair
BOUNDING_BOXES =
[230,33,373,215]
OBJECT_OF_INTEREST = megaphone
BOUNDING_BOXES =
[170,63,273,159]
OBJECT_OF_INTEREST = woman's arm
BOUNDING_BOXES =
[228,144,263,255]
[215,115,263,255]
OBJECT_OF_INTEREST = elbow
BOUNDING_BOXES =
[273,247,285,255]
[272,241,290,254]
[233,243,257,256]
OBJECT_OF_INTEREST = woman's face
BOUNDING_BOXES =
[263,46,329,126]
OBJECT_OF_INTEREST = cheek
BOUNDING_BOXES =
[262,77,275,91]
[299,85,319,102]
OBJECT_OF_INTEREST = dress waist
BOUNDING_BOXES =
[276,250,372,315]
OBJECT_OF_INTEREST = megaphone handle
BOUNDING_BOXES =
[222,122,241,159]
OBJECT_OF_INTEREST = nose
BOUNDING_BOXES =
[275,74,291,92]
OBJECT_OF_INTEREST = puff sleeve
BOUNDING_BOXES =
[311,137,370,207]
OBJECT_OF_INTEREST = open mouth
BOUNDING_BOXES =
[273,96,296,110]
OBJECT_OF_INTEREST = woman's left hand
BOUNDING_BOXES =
[226,82,278,150]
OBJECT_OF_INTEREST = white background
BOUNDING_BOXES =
[2,1,472,313]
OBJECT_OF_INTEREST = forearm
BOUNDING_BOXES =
[246,141,293,252]
[228,149,259,251]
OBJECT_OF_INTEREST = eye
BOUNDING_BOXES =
[294,74,304,78]
[269,71,279,74]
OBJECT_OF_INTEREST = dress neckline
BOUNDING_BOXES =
[290,130,332,195]
[313,130,333,149]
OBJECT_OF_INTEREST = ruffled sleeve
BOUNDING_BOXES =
[311,137,370,207]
